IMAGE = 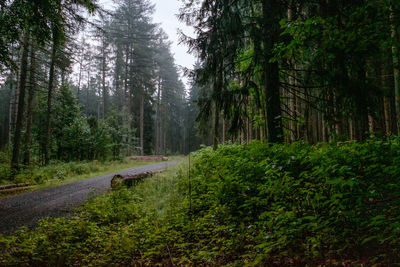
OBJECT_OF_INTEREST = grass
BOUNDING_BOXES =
[37,160,157,189]
[39,155,184,189]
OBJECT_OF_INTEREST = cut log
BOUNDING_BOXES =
[0,183,30,190]
[130,155,168,162]
[0,185,35,195]
[111,171,161,188]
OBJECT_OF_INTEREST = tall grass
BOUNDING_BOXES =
[0,157,163,188]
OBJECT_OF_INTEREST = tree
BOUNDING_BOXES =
[10,33,29,171]
[23,39,37,165]
[180,0,400,145]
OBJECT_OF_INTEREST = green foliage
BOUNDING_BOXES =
[184,139,400,264]
[2,140,400,265]
[0,159,144,185]
[1,161,98,185]
[0,166,185,265]
[0,0,97,69]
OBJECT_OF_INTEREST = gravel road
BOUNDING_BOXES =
[0,161,177,234]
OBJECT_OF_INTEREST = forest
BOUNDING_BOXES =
[0,0,207,179]
[181,0,400,147]
[1,0,400,265]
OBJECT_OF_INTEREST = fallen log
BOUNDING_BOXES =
[130,155,168,162]
[0,185,36,195]
[0,183,31,191]
[111,171,161,188]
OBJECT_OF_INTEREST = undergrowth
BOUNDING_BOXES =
[0,158,157,187]
[1,139,400,265]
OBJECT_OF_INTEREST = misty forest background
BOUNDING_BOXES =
[0,0,210,177]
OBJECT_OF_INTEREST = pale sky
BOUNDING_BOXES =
[151,0,196,75]
[99,0,196,87]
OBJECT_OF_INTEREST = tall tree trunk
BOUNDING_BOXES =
[44,33,58,165]
[13,62,20,132]
[390,5,400,134]
[356,66,369,140]
[102,41,107,119]
[155,79,161,154]
[23,43,36,166]
[262,0,283,143]
[86,55,91,115]
[77,45,84,99]
[7,74,13,145]
[124,45,129,109]
[222,117,226,144]
[384,95,391,134]
[11,33,30,171]
[213,106,220,150]
[264,61,283,143]
[163,131,166,155]
[140,93,144,156]
[114,44,123,111]
[97,87,101,120]
[288,5,297,142]
[322,114,328,142]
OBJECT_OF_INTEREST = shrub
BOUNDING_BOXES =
[185,139,400,264]
[0,164,11,182]
[0,152,9,164]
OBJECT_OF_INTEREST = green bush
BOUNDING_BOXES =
[1,139,400,265]
[0,151,9,164]
[0,164,11,182]
[1,160,119,186]
[184,139,400,264]
[0,152,11,183]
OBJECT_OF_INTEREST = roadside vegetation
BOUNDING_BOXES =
[2,139,399,265]
[0,153,159,188]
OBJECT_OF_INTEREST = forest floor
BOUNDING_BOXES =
[0,161,177,234]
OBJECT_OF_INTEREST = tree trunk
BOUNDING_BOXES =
[213,106,220,150]
[77,45,84,99]
[155,78,161,154]
[44,33,58,165]
[264,61,283,143]
[102,40,107,119]
[322,115,328,142]
[384,96,391,134]
[222,117,226,143]
[11,33,30,171]
[13,63,20,132]
[86,54,91,115]
[140,93,144,156]
[288,5,297,142]
[7,74,13,145]
[391,6,400,134]
[262,0,283,143]
[23,43,36,166]
[356,66,369,140]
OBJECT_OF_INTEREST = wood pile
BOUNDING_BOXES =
[130,155,168,162]
[0,183,36,195]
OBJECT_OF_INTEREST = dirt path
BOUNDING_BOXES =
[0,161,177,234]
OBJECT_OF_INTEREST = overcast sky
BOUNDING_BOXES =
[151,0,196,74]
[100,0,196,87]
